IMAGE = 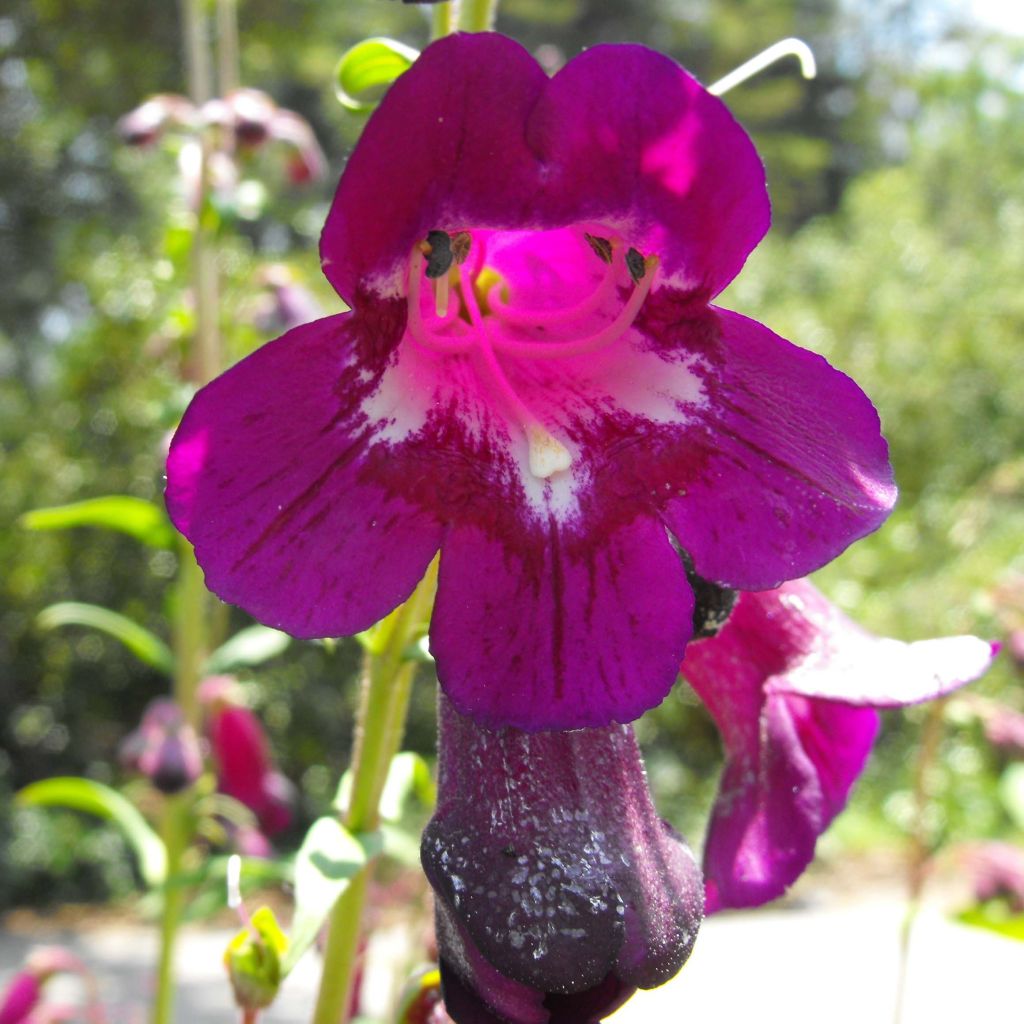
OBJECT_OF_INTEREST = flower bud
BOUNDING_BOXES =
[224,906,287,1011]
[422,696,703,1024]
[120,698,202,795]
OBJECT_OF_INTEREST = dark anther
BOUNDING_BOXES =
[584,233,614,264]
[675,545,739,639]
[450,231,472,265]
[501,845,516,857]
[625,247,646,283]
[690,574,739,639]
[424,230,454,279]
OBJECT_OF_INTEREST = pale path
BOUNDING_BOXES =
[1,891,1019,1022]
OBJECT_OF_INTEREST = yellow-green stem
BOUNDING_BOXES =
[154,794,191,1024]
[458,0,498,32]
[893,698,947,1024]
[431,1,455,40]
[216,0,241,95]
[310,563,437,1024]
[154,7,220,1024]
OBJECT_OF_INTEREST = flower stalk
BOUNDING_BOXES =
[310,562,438,1024]
[458,0,499,32]
[153,3,222,1023]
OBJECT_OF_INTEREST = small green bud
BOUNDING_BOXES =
[224,906,288,1011]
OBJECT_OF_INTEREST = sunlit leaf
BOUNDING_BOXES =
[20,495,177,549]
[17,777,167,888]
[957,905,1024,942]
[38,602,175,674]
[282,818,381,975]
[998,764,1024,832]
[335,37,419,113]
[333,750,435,824]
[203,625,291,674]
[379,751,436,822]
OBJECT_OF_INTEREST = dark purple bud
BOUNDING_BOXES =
[422,696,703,1024]
[122,698,203,795]
[225,88,278,147]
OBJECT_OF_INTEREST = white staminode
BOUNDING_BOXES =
[709,38,816,97]
[528,424,572,480]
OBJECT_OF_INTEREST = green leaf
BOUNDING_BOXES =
[203,625,291,674]
[335,37,419,113]
[38,602,175,674]
[999,764,1024,832]
[282,818,381,975]
[378,752,436,822]
[17,777,167,888]
[20,496,177,549]
[957,904,1024,942]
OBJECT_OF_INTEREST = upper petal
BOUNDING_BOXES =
[431,515,694,731]
[321,33,768,303]
[658,309,896,590]
[165,314,444,638]
[528,42,768,296]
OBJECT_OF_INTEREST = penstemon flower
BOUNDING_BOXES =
[167,33,895,730]
[682,579,998,910]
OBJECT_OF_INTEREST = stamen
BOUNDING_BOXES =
[450,231,472,265]
[625,247,646,282]
[406,248,472,354]
[434,272,450,317]
[459,250,573,481]
[494,256,659,361]
[424,230,455,278]
[584,233,613,264]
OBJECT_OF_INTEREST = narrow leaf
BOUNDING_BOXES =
[282,818,380,975]
[38,602,175,674]
[204,625,291,674]
[378,752,436,822]
[998,763,1024,832]
[335,37,419,113]
[21,496,177,549]
[17,777,167,888]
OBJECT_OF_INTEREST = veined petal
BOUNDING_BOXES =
[166,314,444,638]
[321,34,768,303]
[431,515,694,731]
[321,34,549,304]
[528,43,769,297]
[658,309,896,590]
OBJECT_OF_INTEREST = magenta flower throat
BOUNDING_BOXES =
[166,33,896,731]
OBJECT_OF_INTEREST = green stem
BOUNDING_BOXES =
[154,794,191,1024]
[310,563,438,1024]
[216,0,241,96]
[893,698,947,1024]
[458,0,499,32]
[154,7,220,1024]
[431,1,455,40]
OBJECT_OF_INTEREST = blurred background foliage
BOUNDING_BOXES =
[1,0,1022,907]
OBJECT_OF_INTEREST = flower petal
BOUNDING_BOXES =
[684,580,994,911]
[166,315,444,638]
[700,687,879,912]
[529,43,769,296]
[659,309,896,590]
[321,34,767,303]
[431,515,694,731]
[321,33,548,304]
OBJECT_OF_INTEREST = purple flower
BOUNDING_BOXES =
[166,33,895,731]
[200,677,294,836]
[682,579,998,911]
[119,698,203,795]
[421,695,703,1024]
